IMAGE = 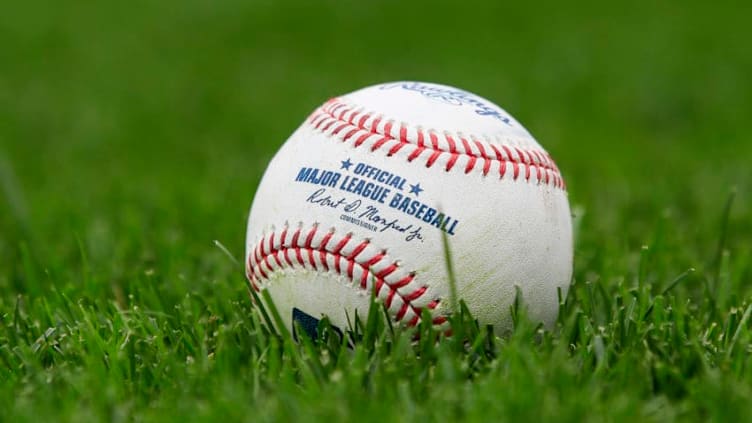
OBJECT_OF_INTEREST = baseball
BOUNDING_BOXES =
[245,81,572,336]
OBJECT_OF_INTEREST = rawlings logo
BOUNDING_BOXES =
[379,82,512,125]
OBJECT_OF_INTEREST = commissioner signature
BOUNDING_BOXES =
[358,206,424,242]
[306,188,424,242]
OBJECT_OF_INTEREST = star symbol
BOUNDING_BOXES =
[409,183,423,196]
[341,158,353,171]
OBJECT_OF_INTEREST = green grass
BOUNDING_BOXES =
[1,0,751,421]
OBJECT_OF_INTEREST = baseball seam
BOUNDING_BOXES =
[246,223,448,327]
[306,98,566,190]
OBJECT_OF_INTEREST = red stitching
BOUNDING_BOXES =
[343,128,359,142]
[354,133,371,147]
[311,114,327,130]
[246,254,259,291]
[489,143,503,161]
[321,119,336,133]
[501,145,514,162]
[337,106,349,121]
[429,132,440,150]
[247,224,442,327]
[408,315,420,327]
[391,272,415,289]
[460,137,474,157]
[374,278,384,296]
[407,146,424,162]
[426,150,441,167]
[358,113,370,128]
[376,263,398,279]
[417,130,425,148]
[446,153,459,171]
[348,110,360,125]
[464,155,476,174]
[446,134,458,154]
[332,123,348,136]
[403,286,427,302]
[385,287,397,308]
[384,120,393,138]
[309,99,566,189]
[349,239,369,260]
[387,142,405,156]
[371,116,382,133]
[395,302,409,321]
[371,136,390,152]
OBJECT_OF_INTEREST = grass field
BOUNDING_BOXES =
[2,1,751,421]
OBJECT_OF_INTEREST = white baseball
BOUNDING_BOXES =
[245,81,572,335]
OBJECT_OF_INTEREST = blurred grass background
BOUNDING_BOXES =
[2,1,750,269]
[1,0,751,420]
